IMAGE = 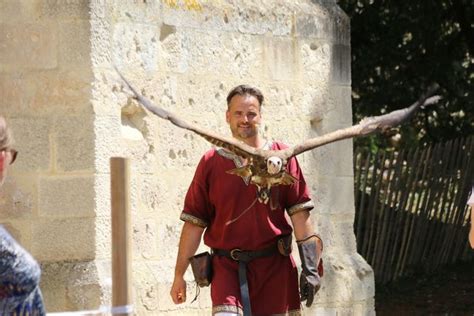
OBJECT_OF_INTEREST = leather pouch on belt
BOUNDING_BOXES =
[189,251,213,287]
[277,234,293,256]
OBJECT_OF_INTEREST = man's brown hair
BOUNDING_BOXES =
[226,85,264,109]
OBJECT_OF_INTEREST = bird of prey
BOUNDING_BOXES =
[116,69,440,204]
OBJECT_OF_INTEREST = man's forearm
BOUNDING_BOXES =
[290,210,314,240]
[174,221,205,277]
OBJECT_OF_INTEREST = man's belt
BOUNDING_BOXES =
[212,244,278,262]
[212,235,291,316]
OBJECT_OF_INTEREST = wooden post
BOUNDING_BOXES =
[110,157,132,315]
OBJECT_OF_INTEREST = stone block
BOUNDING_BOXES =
[41,260,106,311]
[172,30,264,79]
[94,215,111,259]
[93,174,111,218]
[298,135,353,181]
[159,29,188,73]
[353,299,376,316]
[41,262,68,311]
[0,23,58,71]
[55,116,95,172]
[112,22,160,73]
[314,252,374,304]
[34,70,92,113]
[106,0,161,23]
[312,175,355,215]
[307,138,353,177]
[38,175,95,218]
[0,220,32,249]
[89,12,113,68]
[0,0,29,23]
[231,2,293,36]
[122,139,156,175]
[0,70,92,116]
[7,117,52,173]
[0,73,29,115]
[58,20,92,68]
[35,0,90,20]
[133,261,169,313]
[296,6,350,45]
[163,0,294,36]
[319,218,357,254]
[261,84,299,110]
[161,1,228,31]
[263,37,301,82]
[332,6,351,45]
[94,115,122,173]
[138,175,166,214]
[91,69,124,116]
[132,218,159,260]
[153,124,212,169]
[325,85,352,127]
[155,220,184,262]
[0,175,36,220]
[32,217,96,261]
[297,13,333,40]
[300,41,331,88]
[330,44,351,84]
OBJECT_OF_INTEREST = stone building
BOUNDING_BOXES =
[0,0,374,314]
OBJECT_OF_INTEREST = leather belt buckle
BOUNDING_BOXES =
[230,248,242,261]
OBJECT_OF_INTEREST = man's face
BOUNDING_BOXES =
[226,94,262,141]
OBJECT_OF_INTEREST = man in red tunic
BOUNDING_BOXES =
[170,85,323,315]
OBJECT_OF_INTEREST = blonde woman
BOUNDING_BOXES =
[0,116,46,314]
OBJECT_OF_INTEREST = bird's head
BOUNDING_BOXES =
[266,156,283,175]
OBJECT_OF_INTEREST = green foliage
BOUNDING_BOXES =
[338,0,473,150]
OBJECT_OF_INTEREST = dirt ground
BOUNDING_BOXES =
[375,261,474,315]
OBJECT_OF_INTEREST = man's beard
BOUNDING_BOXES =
[232,124,259,140]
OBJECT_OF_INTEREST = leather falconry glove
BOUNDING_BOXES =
[297,234,323,307]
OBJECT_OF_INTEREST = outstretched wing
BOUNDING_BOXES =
[277,84,441,160]
[116,69,260,159]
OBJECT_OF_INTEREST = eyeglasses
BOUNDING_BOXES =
[0,149,18,165]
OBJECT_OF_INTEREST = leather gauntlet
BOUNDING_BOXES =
[297,234,323,307]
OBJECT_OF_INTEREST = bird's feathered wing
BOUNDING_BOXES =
[277,84,441,160]
[117,68,440,165]
[116,69,262,160]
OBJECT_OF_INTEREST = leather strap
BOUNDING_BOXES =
[238,261,251,316]
[212,243,280,316]
[212,244,278,262]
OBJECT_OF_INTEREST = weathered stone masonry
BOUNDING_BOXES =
[0,0,374,314]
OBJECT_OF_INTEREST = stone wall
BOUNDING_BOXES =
[0,0,374,314]
[0,0,104,310]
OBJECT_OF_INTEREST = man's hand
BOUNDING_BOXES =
[297,234,323,307]
[170,276,187,304]
[299,269,321,307]
[170,222,205,304]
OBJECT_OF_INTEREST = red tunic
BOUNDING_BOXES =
[181,142,313,315]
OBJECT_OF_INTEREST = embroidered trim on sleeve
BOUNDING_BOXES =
[180,212,208,228]
[212,304,242,315]
[287,200,314,216]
